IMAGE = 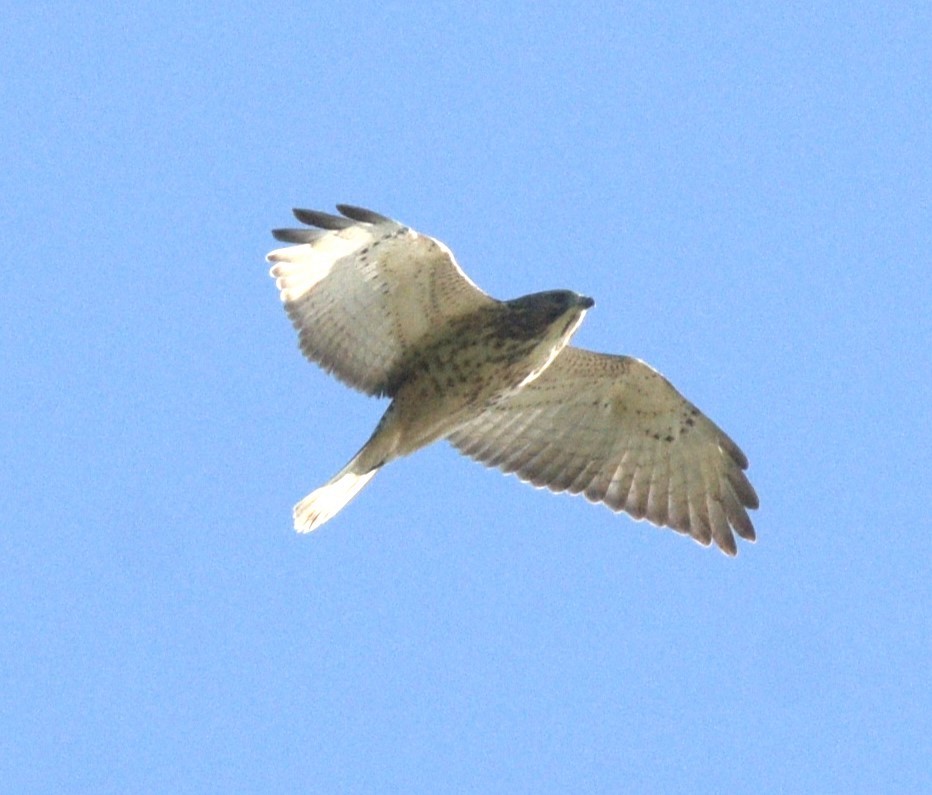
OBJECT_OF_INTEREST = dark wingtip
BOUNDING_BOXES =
[292,208,355,230]
[719,533,738,556]
[272,228,323,243]
[336,204,393,224]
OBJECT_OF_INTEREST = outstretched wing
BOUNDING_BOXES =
[448,346,758,555]
[268,205,495,396]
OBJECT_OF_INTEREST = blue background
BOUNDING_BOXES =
[3,3,929,792]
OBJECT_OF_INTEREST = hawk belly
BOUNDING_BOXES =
[290,292,593,532]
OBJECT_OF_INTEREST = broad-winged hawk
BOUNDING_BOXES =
[268,205,758,555]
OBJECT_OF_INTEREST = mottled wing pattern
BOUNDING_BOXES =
[268,205,494,396]
[448,346,759,554]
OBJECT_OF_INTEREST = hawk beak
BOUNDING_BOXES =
[580,296,595,309]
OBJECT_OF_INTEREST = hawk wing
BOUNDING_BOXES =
[448,346,758,555]
[268,205,495,396]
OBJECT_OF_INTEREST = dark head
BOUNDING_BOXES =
[503,290,595,341]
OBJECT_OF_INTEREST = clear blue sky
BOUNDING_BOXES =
[3,3,930,792]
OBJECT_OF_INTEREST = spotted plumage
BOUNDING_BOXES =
[268,205,759,555]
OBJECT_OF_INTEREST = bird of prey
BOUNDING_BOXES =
[268,205,758,555]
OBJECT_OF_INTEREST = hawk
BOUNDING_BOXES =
[268,205,758,555]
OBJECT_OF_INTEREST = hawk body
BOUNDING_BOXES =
[268,205,759,555]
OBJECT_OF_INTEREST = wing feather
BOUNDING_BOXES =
[448,346,758,555]
[268,206,494,396]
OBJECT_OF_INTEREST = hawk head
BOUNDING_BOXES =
[503,290,595,342]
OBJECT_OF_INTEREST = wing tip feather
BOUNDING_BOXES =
[336,204,394,224]
[292,208,355,229]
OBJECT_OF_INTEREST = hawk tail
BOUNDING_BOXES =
[293,460,379,533]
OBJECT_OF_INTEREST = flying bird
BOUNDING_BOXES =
[268,205,758,555]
